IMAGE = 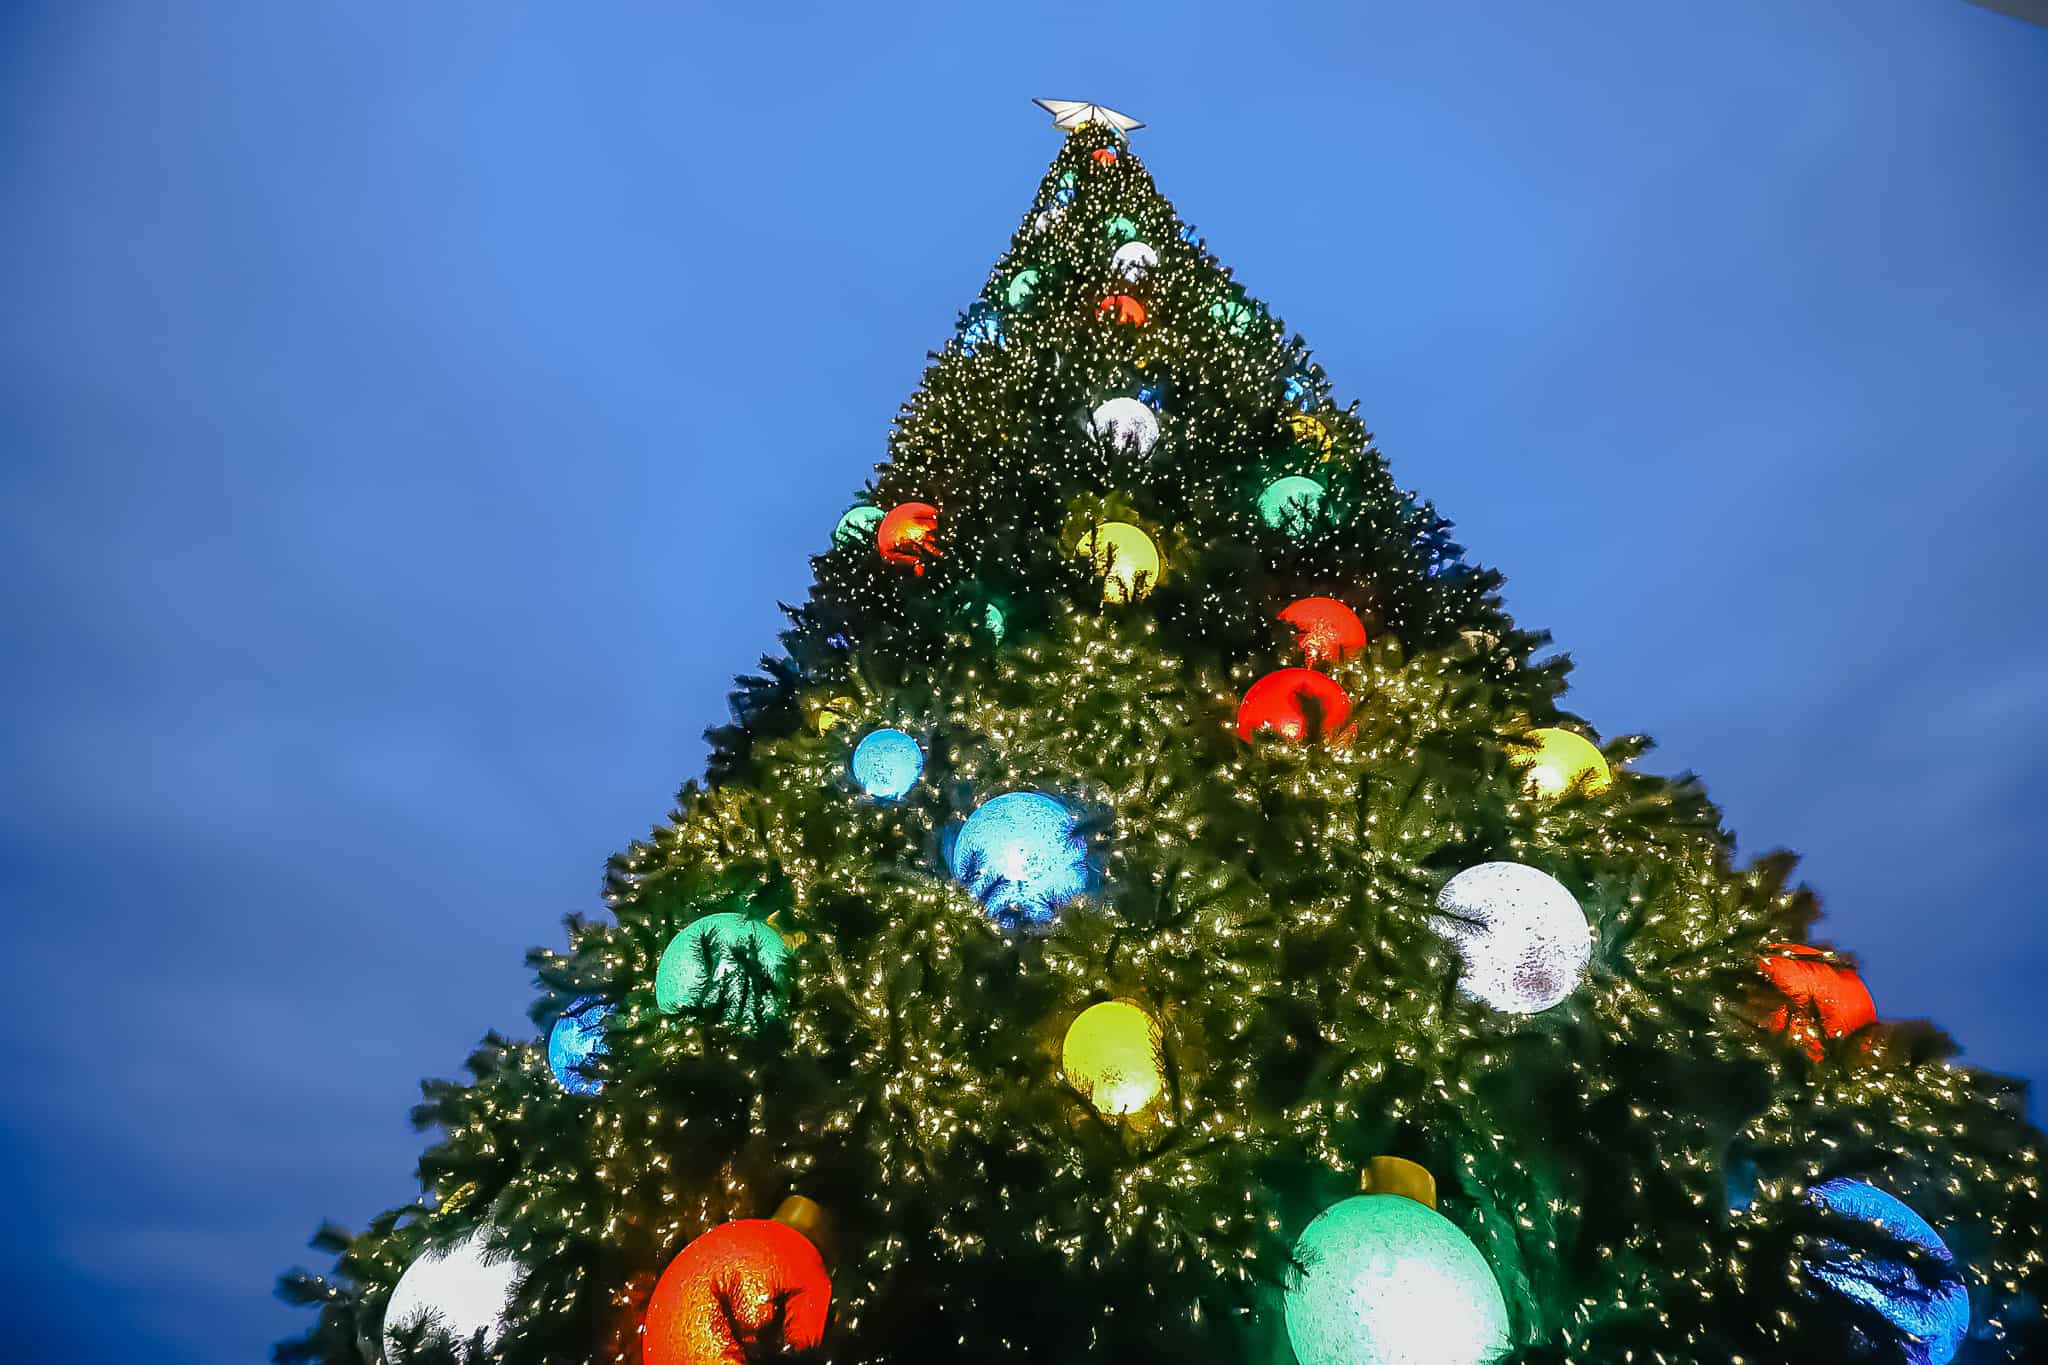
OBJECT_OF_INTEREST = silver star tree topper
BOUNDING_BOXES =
[1033,98,1145,137]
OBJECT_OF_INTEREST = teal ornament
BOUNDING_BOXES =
[1053,171,1077,205]
[850,727,923,801]
[960,304,1002,356]
[982,601,1007,642]
[1284,1194,1509,1365]
[1005,268,1040,308]
[833,504,884,549]
[654,913,790,1025]
[1105,215,1138,242]
[1259,475,1327,536]
[1211,296,1256,336]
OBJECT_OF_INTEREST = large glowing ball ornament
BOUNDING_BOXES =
[1053,170,1078,205]
[1513,727,1612,798]
[1279,597,1367,666]
[1430,862,1591,1015]
[382,1229,527,1360]
[1284,1195,1510,1365]
[1211,296,1255,335]
[546,995,612,1095]
[1087,397,1159,456]
[832,504,883,550]
[1806,1179,1969,1365]
[1105,214,1139,242]
[1091,146,1118,165]
[1005,267,1040,308]
[1762,943,1877,1060]
[877,501,940,574]
[1098,294,1147,326]
[1289,412,1336,456]
[643,1219,831,1365]
[950,791,1090,923]
[1081,520,1162,603]
[959,305,1002,355]
[1236,668,1353,744]
[1111,240,1157,280]
[850,727,923,801]
[1062,999,1164,1116]
[1258,475,1327,536]
[655,913,791,1024]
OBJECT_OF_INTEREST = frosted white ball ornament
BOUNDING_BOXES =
[1110,240,1158,280]
[1429,862,1590,1014]
[1086,397,1160,457]
[382,1228,527,1359]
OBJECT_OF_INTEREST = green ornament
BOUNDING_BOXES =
[654,913,790,1025]
[1105,215,1138,243]
[1005,268,1040,308]
[1284,1195,1509,1365]
[1259,475,1327,536]
[833,504,884,549]
[983,601,1006,642]
[1211,297,1256,336]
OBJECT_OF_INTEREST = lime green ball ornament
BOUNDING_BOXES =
[1005,268,1040,308]
[655,913,790,1026]
[1284,1194,1509,1365]
[1259,475,1327,536]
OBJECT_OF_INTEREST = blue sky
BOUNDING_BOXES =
[1,3,2043,1361]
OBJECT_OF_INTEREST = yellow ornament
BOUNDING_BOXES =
[807,695,857,734]
[1288,412,1335,457]
[1513,727,1613,798]
[1080,521,1161,603]
[1360,1156,1437,1209]
[1061,999,1163,1116]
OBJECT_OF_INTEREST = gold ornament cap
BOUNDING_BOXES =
[772,1194,831,1258]
[1360,1156,1437,1209]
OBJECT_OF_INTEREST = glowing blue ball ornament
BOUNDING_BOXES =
[1053,170,1078,205]
[546,995,612,1095]
[1806,1179,1969,1365]
[949,791,1090,924]
[851,727,923,801]
[960,304,1002,356]
[1284,1194,1510,1365]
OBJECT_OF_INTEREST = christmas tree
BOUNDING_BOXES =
[278,103,2047,1365]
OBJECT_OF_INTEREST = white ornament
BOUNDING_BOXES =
[383,1229,526,1358]
[1086,397,1160,456]
[1430,862,1589,1014]
[1032,207,1062,235]
[1111,241,1158,281]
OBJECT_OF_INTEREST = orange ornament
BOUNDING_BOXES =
[1097,294,1147,326]
[1236,668,1353,744]
[643,1219,831,1365]
[1760,943,1876,1060]
[1278,597,1367,666]
[1092,147,1118,164]
[877,501,940,575]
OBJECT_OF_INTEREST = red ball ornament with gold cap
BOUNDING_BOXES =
[642,1198,832,1365]
[1097,294,1147,326]
[1278,597,1367,667]
[876,501,940,575]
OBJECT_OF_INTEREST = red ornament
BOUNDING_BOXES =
[1278,597,1367,666]
[1760,943,1876,1060]
[1092,147,1118,165]
[1097,294,1147,326]
[1236,668,1353,744]
[877,502,940,575]
[643,1219,831,1365]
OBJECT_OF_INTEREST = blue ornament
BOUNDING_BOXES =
[851,727,923,801]
[547,996,612,1095]
[1177,223,1200,244]
[1283,373,1311,406]
[1053,171,1078,205]
[1807,1179,1969,1365]
[960,305,1003,356]
[949,791,1090,923]
[1135,382,1164,409]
